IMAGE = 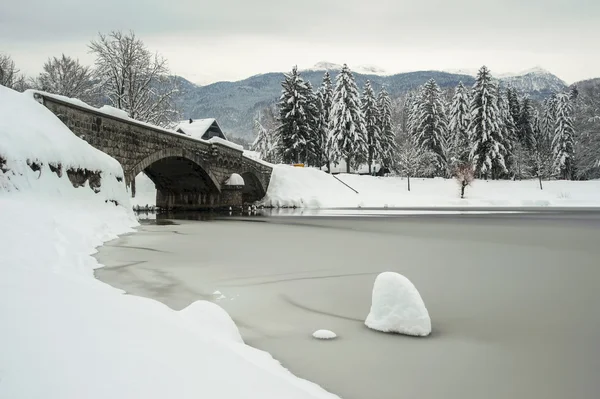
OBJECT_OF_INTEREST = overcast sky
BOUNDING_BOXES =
[1,0,598,84]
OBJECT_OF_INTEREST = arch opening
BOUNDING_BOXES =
[240,172,266,204]
[142,156,221,210]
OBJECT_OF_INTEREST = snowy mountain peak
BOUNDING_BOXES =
[306,62,387,75]
[311,61,343,71]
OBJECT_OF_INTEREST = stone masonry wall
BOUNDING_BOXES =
[35,93,272,196]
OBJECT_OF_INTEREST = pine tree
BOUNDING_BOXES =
[329,64,368,173]
[414,79,448,174]
[497,87,517,177]
[506,86,521,128]
[377,87,397,170]
[552,93,576,179]
[252,118,276,163]
[404,91,419,137]
[468,66,506,179]
[542,96,557,138]
[517,97,535,149]
[276,66,315,164]
[319,71,334,172]
[531,110,554,189]
[304,81,322,166]
[448,82,471,165]
[361,80,381,174]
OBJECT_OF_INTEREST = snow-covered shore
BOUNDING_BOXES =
[259,165,600,208]
[0,86,337,399]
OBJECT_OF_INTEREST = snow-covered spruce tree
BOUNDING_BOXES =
[552,93,576,179]
[497,87,517,178]
[395,134,436,191]
[361,80,381,174]
[319,71,334,172]
[35,54,97,104]
[531,110,554,189]
[542,96,557,139]
[573,81,600,179]
[517,97,536,150]
[404,91,419,136]
[448,82,472,166]
[89,31,179,127]
[305,81,322,167]
[468,66,507,179]
[329,64,368,173]
[276,66,316,165]
[414,79,448,175]
[506,86,521,129]
[377,86,398,170]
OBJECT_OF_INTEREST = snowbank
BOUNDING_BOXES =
[259,165,600,208]
[365,272,431,337]
[0,87,338,399]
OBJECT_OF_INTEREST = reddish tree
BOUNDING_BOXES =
[454,164,475,199]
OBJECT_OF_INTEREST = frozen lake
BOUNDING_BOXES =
[95,211,600,399]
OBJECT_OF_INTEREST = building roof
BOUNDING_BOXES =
[175,118,227,141]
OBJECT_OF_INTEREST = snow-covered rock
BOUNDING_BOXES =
[225,173,245,186]
[312,330,337,340]
[179,300,244,344]
[365,272,431,337]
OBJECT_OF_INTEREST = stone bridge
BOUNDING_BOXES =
[32,92,272,210]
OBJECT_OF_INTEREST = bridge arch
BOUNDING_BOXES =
[240,171,267,204]
[129,148,222,209]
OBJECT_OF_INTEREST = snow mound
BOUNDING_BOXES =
[179,300,243,344]
[1,86,123,175]
[365,272,431,337]
[260,165,360,208]
[225,173,245,186]
[312,330,337,340]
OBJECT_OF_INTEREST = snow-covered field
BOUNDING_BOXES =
[0,86,337,399]
[260,165,600,208]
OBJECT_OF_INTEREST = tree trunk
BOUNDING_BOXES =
[538,175,543,190]
[346,156,351,174]
[368,149,373,175]
[461,182,466,198]
[407,175,411,192]
[327,161,332,174]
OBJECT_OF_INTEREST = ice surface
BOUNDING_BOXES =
[365,272,431,337]
[225,173,245,186]
[312,330,337,340]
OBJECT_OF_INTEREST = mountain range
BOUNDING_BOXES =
[174,63,571,140]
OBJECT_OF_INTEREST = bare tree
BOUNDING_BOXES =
[34,54,98,104]
[0,54,28,91]
[394,134,436,191]
[454,163,475,198]
[89,30,179,127]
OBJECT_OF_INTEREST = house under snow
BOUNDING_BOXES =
[175,118,227,141]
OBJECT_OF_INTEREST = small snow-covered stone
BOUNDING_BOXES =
[365,272,431,337]
[312,329,337,340]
